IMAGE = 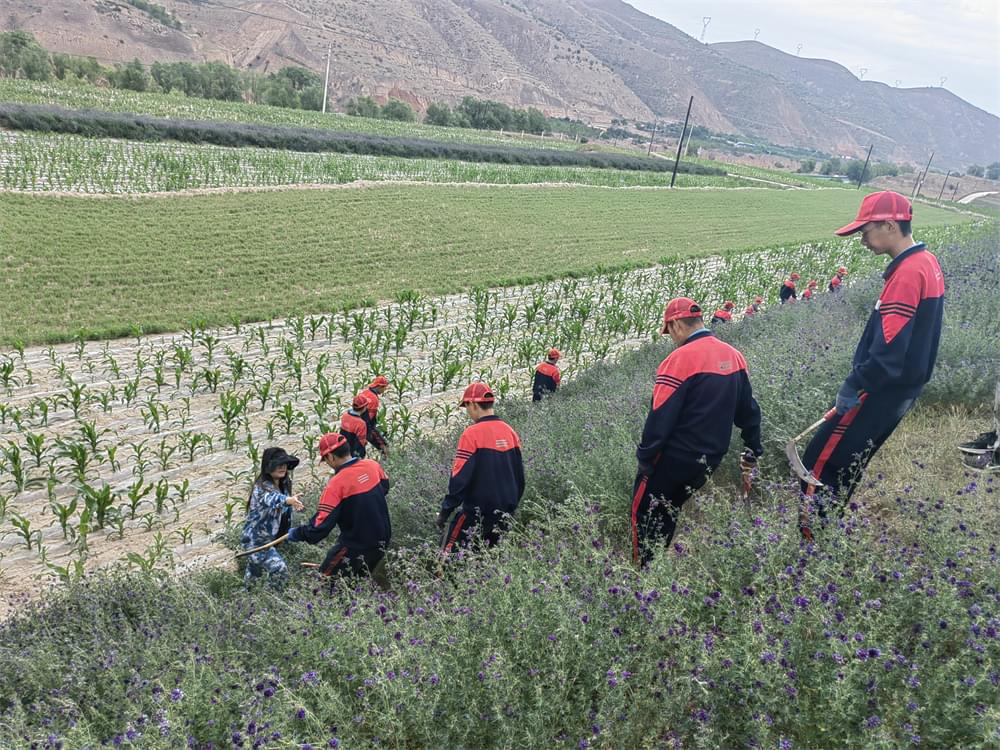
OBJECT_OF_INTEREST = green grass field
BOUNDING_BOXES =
[0,187,967,344]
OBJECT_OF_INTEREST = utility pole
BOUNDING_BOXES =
[912,151,934,198]
[646,121,658,156]
[857,144,873,189]
[951,181,960,201]
[670,95,694,189]
[321,42,332,114]
[700,17,712,43]
[936,170,951,200]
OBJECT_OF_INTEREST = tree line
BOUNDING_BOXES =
[0,31,324,112]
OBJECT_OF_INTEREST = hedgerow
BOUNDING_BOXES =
[0,103,725,175]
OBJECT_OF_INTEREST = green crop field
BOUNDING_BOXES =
[0,186,967,344]
[0,131,753,194]
[0,80,582,151]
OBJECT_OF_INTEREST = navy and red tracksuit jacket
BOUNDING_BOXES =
[340,409,368,458]
[360,388,388,451]
[532,362,561,401]
[441,415,525,521]
[711,309,732,324]
[291,458,391,551]
[842,243,944,399]
[637,330,763,469]
[779,280,797,303]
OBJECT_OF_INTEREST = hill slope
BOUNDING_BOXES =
[2,0,997,167]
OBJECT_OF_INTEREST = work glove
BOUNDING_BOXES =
[739,449,758,473]
[436,510,450,531]
[286,526,304,543]
[835,382,861,415]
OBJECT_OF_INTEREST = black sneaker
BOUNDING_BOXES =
[958,431,998,455]
[964,450,1000,473]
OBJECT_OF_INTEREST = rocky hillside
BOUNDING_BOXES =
[3,0,996,168]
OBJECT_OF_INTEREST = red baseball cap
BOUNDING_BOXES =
[319,432,347,459]
[789,273,800,281]
[548,348,561,360]
[369,375,389,389]
[661,297,702,333]
[351,395,368,411]
[723,301,735,310]
[835,191,912,236]
[459,382,494,406]
[807,280,818,288]
[837,266,848,275]
[754,296,763,304]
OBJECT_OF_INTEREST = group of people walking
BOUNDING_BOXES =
[241,191,949,586]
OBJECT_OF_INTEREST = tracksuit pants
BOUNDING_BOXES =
[441,508,510,554]
[320,544,385,579]
[631,458,715,566]
[800,389,917,511]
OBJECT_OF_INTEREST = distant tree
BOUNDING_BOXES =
[380,98,415,122]
[110,58,150,92]
[345,96,380,118]
[820,157,844,176]
[986,162,1000,181]
[797,159,816,173]
[424,102,453,126]
[0,31,52,81]
[966,164,985,177]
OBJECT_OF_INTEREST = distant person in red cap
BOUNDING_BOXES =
[360,376,390,457]
[802,280,818,300]
[799,191,944,532]
[632,298,763,566]
[744,296,764,317]
[285,432,392,579]
[779,273,800,304]
[340,395,370,458]
[437,382,525,554]
[532,348,562,402]
[828,266,848,292]
[710,300,736,325]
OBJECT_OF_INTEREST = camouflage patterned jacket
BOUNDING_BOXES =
[241,479,293,548]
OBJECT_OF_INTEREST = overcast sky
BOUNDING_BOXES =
[626,0,1000,117]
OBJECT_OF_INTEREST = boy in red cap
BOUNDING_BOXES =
[286,432,392,579]
[437,382,525,553]
[744,296,764,317]
[532,348,562,401]
[800,191,944,529]
[360,376,390,457]
[802,280,818,300]
[828,266,848,292]
[340,395,370,458]
[710,301,736,324]
[632,298,763,566]
[779,273,799,304]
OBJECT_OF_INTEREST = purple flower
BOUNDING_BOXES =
[170,688,183,702]
[296,708,306,720]
[779,739,793,750]
[865,715,882,729]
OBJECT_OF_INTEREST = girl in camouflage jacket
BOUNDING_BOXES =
[241,447,304,585]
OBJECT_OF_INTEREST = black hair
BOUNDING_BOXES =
[331,443,351,459]
[246,447,294,510]
[895,219,912,236]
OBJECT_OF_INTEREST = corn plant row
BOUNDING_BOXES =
[0,80,583,152]
[0,131,753,194]
[0,224,972,598]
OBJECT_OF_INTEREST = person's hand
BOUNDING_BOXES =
[835,382,861,415]
[285,494,304,512]
[637,460,655,477]
[436,511,449,531]
[287,526,303,543]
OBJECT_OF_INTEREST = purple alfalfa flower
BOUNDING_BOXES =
[778,738,793,750]
[761,652,776,664]
[170,688,184,702]
[296,708,306,720]
[865,715,882,729]
[328,740,340,749]
[301,671,319,685]
[302,745,314,750]
[793,596,810,610]
[429,674,439,685]
[263,687,275,698]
